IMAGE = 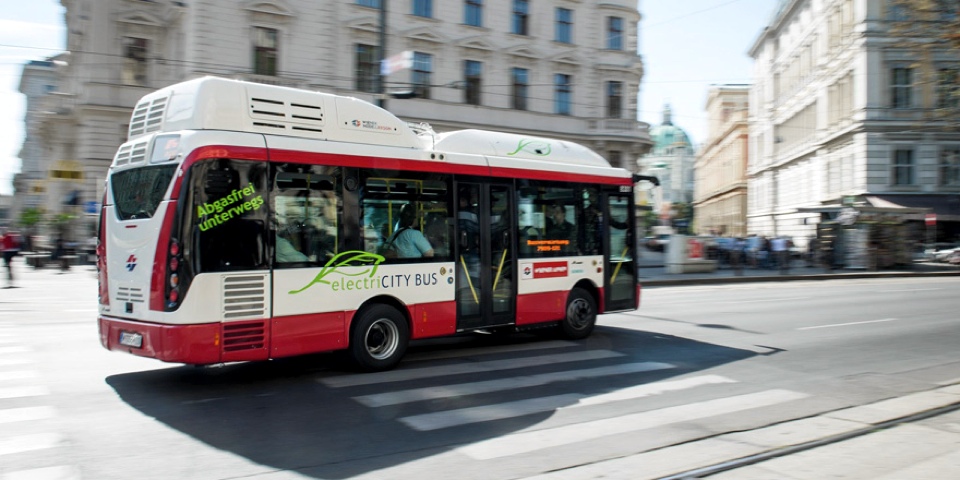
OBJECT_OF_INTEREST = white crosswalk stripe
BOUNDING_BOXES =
[0,386,50,399]
[0,406,56,424]
[398,374,737,431]
[457,389,809,459]
[0,465,82,480]
[355,361,674,408]
[0,433,63,457]
[0,330,74,477]
[322,349,624,388]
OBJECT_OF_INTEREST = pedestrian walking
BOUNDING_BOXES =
[2,228,22,288]
[771,236,790,274]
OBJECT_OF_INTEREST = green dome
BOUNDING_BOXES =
[649,104,694,156]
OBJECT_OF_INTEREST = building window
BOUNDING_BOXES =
[465,0,483,27]
[412,52,432,99]
[555,74,572,115]
[555,8,573,43]
[356,0,381,7]
[512,0,529,35]
[940,147,960,186]
[413,0,432,18]
[464,60,482,105]
[887,1,910,21]
[608,150,622,170]
[355,44,379,93]
[121,37,148,86]
[892,149,914,186]
[253,27,278,76]
[606,81,623,118]
[512,67,528,110]
[891,67,913,108]
[937,68,959,109]
[607,17,623,50]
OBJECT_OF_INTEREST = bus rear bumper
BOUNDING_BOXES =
[98,316,221,365]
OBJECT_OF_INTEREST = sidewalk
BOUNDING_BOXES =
[637,250,960,287]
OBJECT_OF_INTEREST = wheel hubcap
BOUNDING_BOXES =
[567,298,592,330]
[365,319,399,360]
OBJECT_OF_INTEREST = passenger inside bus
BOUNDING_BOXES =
[546,203,576,244]
[383,203,434,258]
[275,222,309,263]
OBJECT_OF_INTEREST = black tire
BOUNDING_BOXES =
[349,304,409,372]
[561,287,596,340]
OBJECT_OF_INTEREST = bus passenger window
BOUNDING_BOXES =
[272,167,341,266]
[361,174,451,261]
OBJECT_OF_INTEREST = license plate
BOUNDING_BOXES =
[119,331,143,348]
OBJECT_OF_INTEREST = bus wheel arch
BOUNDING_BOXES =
[561,285,598,340]
[348,298,410,372]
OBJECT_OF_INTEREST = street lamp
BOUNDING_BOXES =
[377,0,387,109]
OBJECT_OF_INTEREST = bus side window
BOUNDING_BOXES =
[272,167,340,266]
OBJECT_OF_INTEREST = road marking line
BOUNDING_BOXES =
[322,350,624,388]
[798,318,897,330]
[0,371,37,382]
[0,465,82,480]
[400,374,734,431]
[720,297,812,304]
[358,361,675,408]
[0,406,56,424]
[0,346,32,355]
[0,358,32,367]
[0,386,50,399]
[877,288,943,292]
[0,433,63,457]
[406,340,579,363]
[456,389,809,460]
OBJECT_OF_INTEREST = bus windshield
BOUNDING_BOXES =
[111,165,177,220]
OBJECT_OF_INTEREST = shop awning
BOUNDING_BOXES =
[864,194,960,221]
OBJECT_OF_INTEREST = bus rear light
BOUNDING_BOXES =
[169,273,179,288]
[169,242,180,256]
[168,288,179,305]
[169,257,179,271]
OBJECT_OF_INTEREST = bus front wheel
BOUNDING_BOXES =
[349,305,409,372]
[561,288,596,340]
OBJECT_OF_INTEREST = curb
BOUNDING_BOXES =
[525,383,960,480]
[639,269,960,287]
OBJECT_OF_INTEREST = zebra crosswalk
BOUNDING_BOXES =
[320,340,810,471]
[0,323,78,480]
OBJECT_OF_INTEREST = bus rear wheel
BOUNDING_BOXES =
[561,288,596,340]
[349,304,409,372]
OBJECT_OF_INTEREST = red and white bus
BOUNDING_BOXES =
[97,77,641,371]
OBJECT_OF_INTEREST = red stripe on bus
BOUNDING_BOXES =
[169,145,631,197]
[516,290,568,325]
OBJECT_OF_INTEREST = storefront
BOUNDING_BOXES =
[800,202,929,270]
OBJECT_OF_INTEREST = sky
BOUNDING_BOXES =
[0,0,775,196]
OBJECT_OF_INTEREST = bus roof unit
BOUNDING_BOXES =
[126,76,426,149]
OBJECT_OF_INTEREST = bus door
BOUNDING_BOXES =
[604,192,637,311]
[456,182,516,330]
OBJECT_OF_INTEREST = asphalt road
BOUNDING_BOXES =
[2,265,958,479]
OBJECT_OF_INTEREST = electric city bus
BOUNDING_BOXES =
[97,77,642,371]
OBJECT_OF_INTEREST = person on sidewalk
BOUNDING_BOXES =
[771,236,790,274]
[2,228,22,288]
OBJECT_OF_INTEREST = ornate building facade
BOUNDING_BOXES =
[694,85,750,237]
[748,0,960,249]
[23,0,652,237]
